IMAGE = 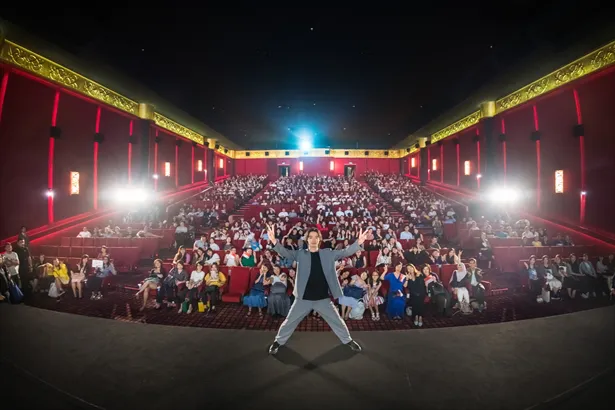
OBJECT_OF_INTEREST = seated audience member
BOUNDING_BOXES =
[182,261,205,314]
[536,255,562,300]
[339,270,368,320]
[31,254,48,292]
[449,258,472,314]
[423,264,452,316]
[364,269,384,321]
[240,248,256,267]
[352,250,367,269]
[223,237,233,251]
[466,258,486,311]
[173,246,191,266]
[137,258,166,311]
[193,235,207,251]
[70,254,90,299]
[3,243,21,289]
[204,249,220,265]
[208,238,220,251]
[523,256,542,299]
[579,253,605,298]
[192,248,206,266]
[445,248,457,265]
[244,265,269,316]
[405,264,426,326]
[51,258,70,297]
[203,264,226,312]
[224,247,240,267]
[478,232,493,268]
[428,237,441,250]
[97,245,110,260]
[375,247,392,267]
[77,227,92,238]
[161,261,188,311]
[553,254,577,299]
[87,256,116,299]
[266,266,291,317]
[381,262,406,320]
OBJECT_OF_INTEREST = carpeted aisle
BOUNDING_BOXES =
[1,304,614,410]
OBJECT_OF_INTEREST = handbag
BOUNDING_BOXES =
[48,282,59,298]
[9,282,24,304]
[343,285,364,300]
[182,300,190,313]
[198,300,206,312]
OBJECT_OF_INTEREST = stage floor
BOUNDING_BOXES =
[2,304,614,410]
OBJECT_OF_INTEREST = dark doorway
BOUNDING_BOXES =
[279,165,290,177]
[344,165,356,178]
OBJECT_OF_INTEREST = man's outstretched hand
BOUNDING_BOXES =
[267,224,277,246]
[357,228,369,246]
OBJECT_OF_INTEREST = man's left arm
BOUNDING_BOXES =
[332,241,361,261]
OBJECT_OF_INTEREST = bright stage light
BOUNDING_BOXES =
[299,140,312,151]
[152,174,159,179]
[46,189,55,198]
[486,187,521,203]
[112,186,151,205]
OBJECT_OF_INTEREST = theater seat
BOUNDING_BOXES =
[221,267,250,303]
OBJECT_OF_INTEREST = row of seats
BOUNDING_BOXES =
[493,245,595,273]
[39,246,140,269]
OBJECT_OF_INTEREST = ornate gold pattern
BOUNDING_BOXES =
[430,110,481,144]
[0,41,139,115]
[496,40,615,113]
[153,113,204,145]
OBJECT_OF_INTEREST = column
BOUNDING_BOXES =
[191,142,196,184]
[532,105,542,210]
[206,143,214,185]
[479,101,496,189]
[137,103,155,187]
[573,89,586,223]
[175,139,181,188]
[48,91,61,224]
[418,137,428,185]
[93,106,102,210]
[499,118,507,184]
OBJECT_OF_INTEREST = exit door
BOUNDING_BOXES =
[344,165,356,178]
[279,165,290,177]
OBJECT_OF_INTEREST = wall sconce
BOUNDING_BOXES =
[46,189,55,198]
[70,171,80,195]
[329,160,334,171]
[164,162,171,177]
[299,161,304,171]
[411,157,416,168]
[555,170,564,193]
[197,160,203,172]
[432,159,438,171]
[464,161,471,175]
[219,158,224,168]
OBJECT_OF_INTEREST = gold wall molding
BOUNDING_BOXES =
[496,40,615,113]
[0,40,139,116]
[234,148,402,160]
[153,112,204,145]
[430,110,481,144]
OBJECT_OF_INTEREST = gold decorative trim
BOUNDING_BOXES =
[480,101,496,118]
[153,112,204,145]
[0,40,139,115]
[496,40,615,113]
[430,110,481,144]
[234,149,402,159]
[138,103,155,120]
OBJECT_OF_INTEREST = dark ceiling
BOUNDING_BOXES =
[1,3,612,150]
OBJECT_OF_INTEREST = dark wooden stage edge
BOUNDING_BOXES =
[2,304,614,410]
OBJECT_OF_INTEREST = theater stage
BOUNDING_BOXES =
[2,304,614,410]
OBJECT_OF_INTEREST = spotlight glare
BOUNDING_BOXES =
[152,174,159,179]
[299,140,312,151]
[486,187,521,203]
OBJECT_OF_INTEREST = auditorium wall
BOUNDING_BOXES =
[0,67,208,240]
[234,157,400,177]
[432,66,615,234]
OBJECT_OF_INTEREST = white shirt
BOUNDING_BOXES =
[400,231,413,240]
[205,253,220,265]
[77,231,92,238]
[224,253,239,266]
[209,243,220,251]
[190,270,205,283]
[3,251,19,276]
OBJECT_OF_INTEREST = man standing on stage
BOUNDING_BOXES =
[267,225,367,354]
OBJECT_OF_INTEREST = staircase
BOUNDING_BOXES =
[360,181,405,221]
[228,179,276,222]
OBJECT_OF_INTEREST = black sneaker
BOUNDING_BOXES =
[269,341,281,355]
[346,340,362,352]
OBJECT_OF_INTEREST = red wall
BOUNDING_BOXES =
[155,130,177,192]
[53,92,96,221]
[177,140,192,187]
[235,157,401,177]
[0,71,53,239]
[194,145,205,183]
[432,67,615,234]
[98,107,131,207]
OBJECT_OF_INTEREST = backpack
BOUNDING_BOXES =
[349,300,365,320]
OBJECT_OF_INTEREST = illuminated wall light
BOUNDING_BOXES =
[411,157,416,168]
[329,160,334,171]
[219,158,224,168]
[464,160,471,175]
[164,162,171,177]
[299,161,304,171]
[70,171,80,195]
[432,159,438,171]
[197,160,203,171]
[555,170,564,193]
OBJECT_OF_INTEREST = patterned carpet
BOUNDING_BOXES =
[23,279,611,332]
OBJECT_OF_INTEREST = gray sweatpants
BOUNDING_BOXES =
[274,298,352,345]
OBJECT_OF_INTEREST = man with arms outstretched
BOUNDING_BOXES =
[267,224,367,354]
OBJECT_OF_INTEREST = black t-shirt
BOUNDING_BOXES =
[303,251,330,300]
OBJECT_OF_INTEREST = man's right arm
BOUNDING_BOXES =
[272,241,298,263]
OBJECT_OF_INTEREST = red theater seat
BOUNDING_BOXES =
[40,245,58,257]
[82,238,95,247]
[70,237,83,247]
[60,237,71,247]
[221,267,250,303]
[58,246,70,258]
[70,247,84,257]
